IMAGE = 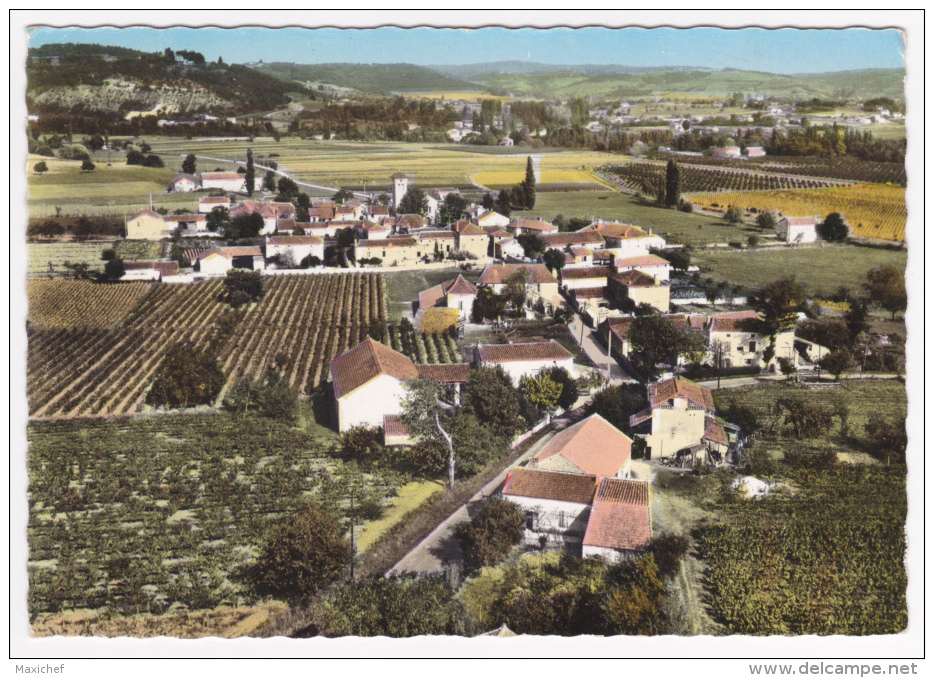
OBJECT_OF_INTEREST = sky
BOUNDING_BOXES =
[25,25,905,74]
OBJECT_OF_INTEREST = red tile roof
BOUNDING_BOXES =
[561,266,614,281]
[230,200,295,220]
[124,260,179,275]
[330,339,418,399]
[615,254,670,268]
[705,417,728,445]
[590,222,650,240]
[610,270,657,287]
[573,287,608,299]
[602,317,633,344]
[164,214,207,223]
[267,235,323,246]
[417,363,472,384]
[456,222,487,236]
[199,246,263,260]
[395,214,426,229]
[667,314,708,332]
[542,231,605,247]
[419,230,456,240]
[477,264,557,286]
[648,377,715,412]
[785,217,817,226]
[708,310,761,333]
[358,238,417,248]
[200,172,244,181]
[383,415,412,440]
[502,468,599,505]
[443,274,477,296]
[369,205,390,216]
[129,209,162,221]
[509,218,556,232]
[476,341,573,365]
[308,205,336,220]
[583,479,651,552]
[199,195,229,204]
[534,414,632,477]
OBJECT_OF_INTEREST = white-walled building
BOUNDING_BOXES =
[330,339,419,433]
[199,195,231,213]
[475,341,576,385]
[775,215,821,244]
[197,246,265,276]
[530,413,633,478]
[229,200,296,235]
[200,171,246,193]
[391,173,409,211]
[265,235,324,266]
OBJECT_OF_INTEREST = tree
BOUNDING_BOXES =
[517,155,536,210]
[864,416,907,465]
[450,411,510,476]
[520,372,562,417]
[103,257,125,281]
[454,498,525,572]
[340,426,384,461]
[263,171,277,193]
[408,439,448,476]
[126,149,144,166]
[472,286,506,323]
[749,278,804,335]
[516,233,546,259]
[756,211,777,230]
[222,371,299,422]
[723,205,744,224]
[181,153,197,175]
[664,160,680,207]
[80,159,95,173]
[336,227,356,249]
[844,299,870,346]
[142,154,164,168]
[276,177,299,201]
[250,502,351,602]
[548,367,578,411]
[163,47,175,64]
[778,357,797,380]
[438,193,467,227]
[146,344,225,409]
[332,187,354,203]
[245,148,255,197]
[481,192,495,210]
[592,383,648,434]
[543,248,566,274]
[224,269,264,307]
[224,213,264,241]
[72,217,94,241]
[627,314,694,380]
[463,367,524,436]
[820,212,849,242]
[647,534,690,580]
[206,206,229,233]
[494,189,512,218]
[398,187,428,216]
[503,268,531,314]
[37,220,64,239]
[401,377,457,490]
[819,348,852,380]
[301,254,322,269]
[604,555,666,636]
[865,266,907,320]
[34,160,48,174]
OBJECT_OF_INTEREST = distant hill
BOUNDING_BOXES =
[470,67,906,101]
[426,61,706,80]
[26,45,300,115]
[252,62,485,95]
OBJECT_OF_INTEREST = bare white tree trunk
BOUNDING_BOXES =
[435,412,455,492]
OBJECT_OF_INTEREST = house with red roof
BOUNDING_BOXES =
[265,235,324,267]
[476,264,559,299]
[229,200,296,235]
[597,316,635,362]
[126,209,172,240]
[167,173,201,193]
[475,340,575,385]
[200,171,246,193]
[628,377,720,460]
[501,468,651,557]
[198,195,231,213]
[608,269,671,313]
[417,274,478,320]
[453,221,490,260]
[584,221,666,259]
[476,209,510,229]
[329,339,420,432]
[774,214,824,244]
[705,310,796,370]
[530,413,633,478]
[197,246,265,276]
[507,218,558,236]
[614,254,672,282]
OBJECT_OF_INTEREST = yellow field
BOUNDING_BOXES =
[473,169,614,188]
[356,480,444,553]
[539,151,628,171]
[687,184,907,242]
[402,91,511,103]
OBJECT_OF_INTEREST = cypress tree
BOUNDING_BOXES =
[665,160,680,207]
[523,155,536,210]
[245,148,255,197]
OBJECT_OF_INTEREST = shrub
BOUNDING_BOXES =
[647,534,690,580]
[603,555,665,635]
[249,502,351,602]
[408,439,448,476]
[146,344,225,409]
[723,205,744,224]
[864,416,907,465]
[222,371,299,423]
[454,498,525,572]
[340,425,383,461]
[224,269,264,307]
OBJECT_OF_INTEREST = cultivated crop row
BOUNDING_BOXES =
[28,279,153,329]
[26,273,387,419]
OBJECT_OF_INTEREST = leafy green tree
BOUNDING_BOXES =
[664,160,680,207]
[37,220,64,239]
[865,266,907,320]
[627,314,694,380]
[408,438,448,476]
[494,189,512,218]
[339,425,384,461]
[34,160,48,174]
[548,367,578,410]
[543,248,566,274]
[250,502,351,602]
[481,192,495,210]
[181,153,196,175]
[439,193,467,226]
[336,226,357,249]
[844,299,870,346]
[72,217,94,241]
[398,187,428,216]
[245,148,255,197]
[820,212,849,242]
[454,498,525,572]
[647,534,690,580]
[463,367,524,437]
[778,357,797,380]
[80,158,95,173]
[142,155,163,168]
[102,257,125,281]
[147,344,225,409]
[222,371,299,422]
[756,211,777,230]
[749,278,804,335]
[206,206,229,233]
[472,286,507,323]
[723,205,744,224]
[503,268,531,314]
[332,187,355,203]
[223,212,264,240]
[401,377,457,490]
[319,575,462,637]
[864,416,907,465]
[224,269,264,307]
[126,150,144,165]
[520,372,562,416]
[516,232,546,259]
[591,383,648,434]
[819,348,853,380]
[603,555,666,636]
[450,411,510,476]
[263,171,277,193]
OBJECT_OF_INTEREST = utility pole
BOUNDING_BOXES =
[349,486,355,580]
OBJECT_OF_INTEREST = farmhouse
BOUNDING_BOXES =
[614,254,672,282]
[417,274,478,319]
[200,171,246,192]
[329,339,419,432]
[476,264,558,297]
[628,377,716,460]
[229,200,296,235]
[706,310,797,369]
[581,477,652,562]
[395,214,427,234]
[774,215,821,244]
[167,173,201,193]
[453,221,490,260]
[583,222,666,258]
[355,238,419,266]
[530,413,633,478]
[508,218,558,236]
[358,220,391,240]
[197,246,265,276]
[476,210,511,229]
[475,341,575,385]
[308,204,337,222]
[265,235,324,266]
[541,231,605,251]
[607,269,671,313]
[126,209,172,240]
[198,195,231,213]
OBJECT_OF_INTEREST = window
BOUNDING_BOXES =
[524,511,537,531]
[558,511,567,528]
[749,341,757,352]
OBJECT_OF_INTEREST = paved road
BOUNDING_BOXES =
[386,431,557,576]
[567,309,638,384]
[191,155,369,199]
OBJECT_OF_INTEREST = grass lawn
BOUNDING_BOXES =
[27,241,111,275]
[382,268,479,319]
[691,244,907,297]
[513,192,752,247]
[27,161,176,202]
[356,480,445,553]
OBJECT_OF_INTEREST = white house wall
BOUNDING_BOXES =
[337,374,408,432]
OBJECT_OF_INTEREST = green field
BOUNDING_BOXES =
[27,241,111,276]
[383,268,480,320]
[691,244,908,297]
[25,411,433,618]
